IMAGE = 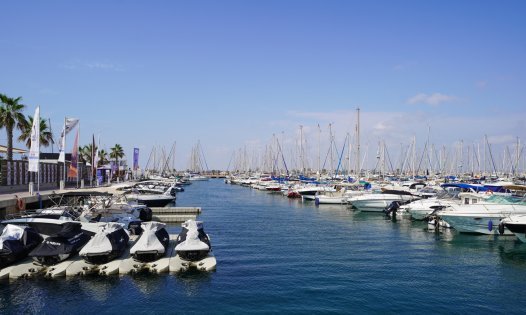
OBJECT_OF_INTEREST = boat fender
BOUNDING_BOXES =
[15,196,25,210]
[498,222,505,235]
[488,220,493,232]
[315,197,320,206]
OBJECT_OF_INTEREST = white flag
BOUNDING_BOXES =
[28,106,40,172]
[58,117,79,163]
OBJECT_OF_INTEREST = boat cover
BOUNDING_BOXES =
[0,224,43,268]
[29,222,91,264]
[79,222,129,258]
[175,220,211,261]
[130,221,169,259]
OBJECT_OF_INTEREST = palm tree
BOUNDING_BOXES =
[18,116,54,148]
[97,149,109,167]
[110,144,125,177]
[79,143,97,165]
[0,94,28,160]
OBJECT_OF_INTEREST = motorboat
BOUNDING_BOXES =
[175,220,211,261]
[130,221,170,262]
[0,225,43,268]
[79,222,130,264]
[404,183,498,220]
[29,222,92,265]
[348,190,419,212]
[297,185,336,200]
[438,201,526,235]
[124,187,176,207]
[501,214,526,242]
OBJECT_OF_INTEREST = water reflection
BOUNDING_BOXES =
[173,271,213,297]
[77,276,121,302]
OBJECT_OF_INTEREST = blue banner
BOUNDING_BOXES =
[133,148,139,170]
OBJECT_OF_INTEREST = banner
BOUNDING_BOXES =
[58,117,79,163]
[92,134,98,176]
[28,106,40,172]
[133,148,139,170]
[67,129,79,178]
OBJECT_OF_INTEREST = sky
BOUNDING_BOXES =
[1,1,525,171]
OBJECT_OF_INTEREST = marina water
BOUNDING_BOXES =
[2,179,526,314]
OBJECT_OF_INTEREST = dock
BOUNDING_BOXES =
[151,207,201,223]
[0,235,216,280]
[0,185,202,223]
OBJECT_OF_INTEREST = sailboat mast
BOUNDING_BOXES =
[355,107,360,177]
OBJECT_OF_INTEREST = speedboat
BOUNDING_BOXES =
[124,187,176,207]
[29,222,92,265]
[0,225,43,268]
[439,202,526,235]
[175,220,211,261]
[348,190,419,212]
[501,214,526,242]
[79,222,130,264]
[130,221,170,262]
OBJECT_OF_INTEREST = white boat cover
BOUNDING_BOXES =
[0,225,26,250]
[175,220,210,252]
[79,223,128,256]
[130,221,168,255]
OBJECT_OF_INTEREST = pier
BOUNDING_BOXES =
[0,186,202,223]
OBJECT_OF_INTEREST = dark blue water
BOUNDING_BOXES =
[2,179,526,314]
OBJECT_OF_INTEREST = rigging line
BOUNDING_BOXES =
[384,143,395,174]
[334,134,348,176]
[275,138,289,175]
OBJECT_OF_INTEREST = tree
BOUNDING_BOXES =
[110,144,125,176]
[98,149,109,167]
[0,94,28,160]
[79,143,96,165]
[18,116,54,148]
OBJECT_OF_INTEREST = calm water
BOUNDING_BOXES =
[2,179,526,314]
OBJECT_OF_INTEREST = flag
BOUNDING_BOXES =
[28,106,40,172]
[58,118,79,163]
[92,134,99,176]
[67,129,79,178]
[133,148,139,170]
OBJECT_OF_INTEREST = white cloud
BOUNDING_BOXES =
[406,93,457,106]
[60,60,124,72]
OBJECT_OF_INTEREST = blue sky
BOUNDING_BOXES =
[1,1,525,171]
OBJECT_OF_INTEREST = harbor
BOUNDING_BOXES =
[2,179,526,313]
[2,0,526,313]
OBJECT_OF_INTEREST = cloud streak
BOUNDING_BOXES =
[406,93,457,106]
[60,60,124,72]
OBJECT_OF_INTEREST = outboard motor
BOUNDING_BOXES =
[384,201,401,217]
[498,221,505,235]
[139,207,153,221]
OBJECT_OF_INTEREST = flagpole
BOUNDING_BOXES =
[63,116,67,189]
[77,121,80,189]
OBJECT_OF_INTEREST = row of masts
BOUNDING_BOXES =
[229,108,525,178]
